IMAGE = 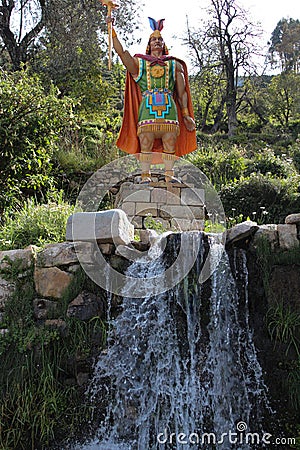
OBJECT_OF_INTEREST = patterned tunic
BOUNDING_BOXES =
[133,57,180,136]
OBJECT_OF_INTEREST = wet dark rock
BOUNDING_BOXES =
[67,291,105,321]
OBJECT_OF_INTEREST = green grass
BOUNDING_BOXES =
[0,191,75,250]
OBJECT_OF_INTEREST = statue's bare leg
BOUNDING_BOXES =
[138,132,155,183]
[162,132,177,182]
[138,130,179,183]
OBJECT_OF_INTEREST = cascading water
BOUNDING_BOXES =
[77,232,269,450]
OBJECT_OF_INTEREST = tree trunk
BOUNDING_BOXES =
[227,94,237,136]
[0,0,46,70]
[211,95,226,133]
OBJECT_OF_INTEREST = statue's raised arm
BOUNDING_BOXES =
[109,21,139,77]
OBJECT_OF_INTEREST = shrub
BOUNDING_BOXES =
[0,192,75,250]
[291,139,300,173]
[0,69,76,212]
[245,149,294,178]
[187,145,246,189]
[220,174,300,224]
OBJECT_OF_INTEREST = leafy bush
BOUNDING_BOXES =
[245,149,294,178]
[291,139,300,173]
[0,192,74,250]
[0,69,76,212]
[187,145,246,189]
[220,173,300,223]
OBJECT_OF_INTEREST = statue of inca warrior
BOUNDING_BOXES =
[111,17,197,183]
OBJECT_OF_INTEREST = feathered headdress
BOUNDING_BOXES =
[146,17,169,55]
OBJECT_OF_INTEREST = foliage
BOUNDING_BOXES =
[0,0,46,70]
[256,239,300,414]
[244,148,294,178]
[266,304,300,412]
[187,144,246,189]
[220,173,300,224]
[266,303,300,358]
[0,192,75,250]
[0,69,76,212]
[255,235,300,295]
[291,139,300,172]
[0,259,106,449]
[0,0,141,72]
[144,214,167,234]
[266,72,300,128]
[268,18,300,72]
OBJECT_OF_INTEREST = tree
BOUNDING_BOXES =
[268,18,300,73]
[0,0,47,70]
[187,0,261,136]
[266,72,300,128]
[0,0,140,72]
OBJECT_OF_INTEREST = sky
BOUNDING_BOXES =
[126,0,300,72]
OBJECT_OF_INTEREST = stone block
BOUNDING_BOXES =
[171,218,194,231]
[33,298,58,320]
[189,207,205,220]
[66,209,134,246]
[277,224,299,250]
[122,189,151,203]
[130,216,143,229]
[0,245,36,271]
[36,241,96,267]
[34,267,74,299]
[67,291,104,321]
[181,188,205,206]
[116,183,151,204]
[159,205,195,220]
[166,185,181,196]
[171,218,205,232]
[135,203,158,217]
[139,229,159,245]
[98,243,115,255]
[121,202,136,216]
[226,221,259,246]
[0,277,15,310]
[285,213,300,225]
[252,224,278,249]
[192,219,205,231]
[151,188,181,205]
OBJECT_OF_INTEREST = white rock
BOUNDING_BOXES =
[66,209,134,246]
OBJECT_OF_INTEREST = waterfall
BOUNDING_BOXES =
[76,233,268,450]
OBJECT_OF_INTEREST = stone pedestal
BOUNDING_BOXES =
[115,181,205,232]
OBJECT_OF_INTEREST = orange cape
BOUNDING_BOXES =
[116,56,197,159]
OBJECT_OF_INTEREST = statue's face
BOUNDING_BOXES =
[149,36,164,54]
